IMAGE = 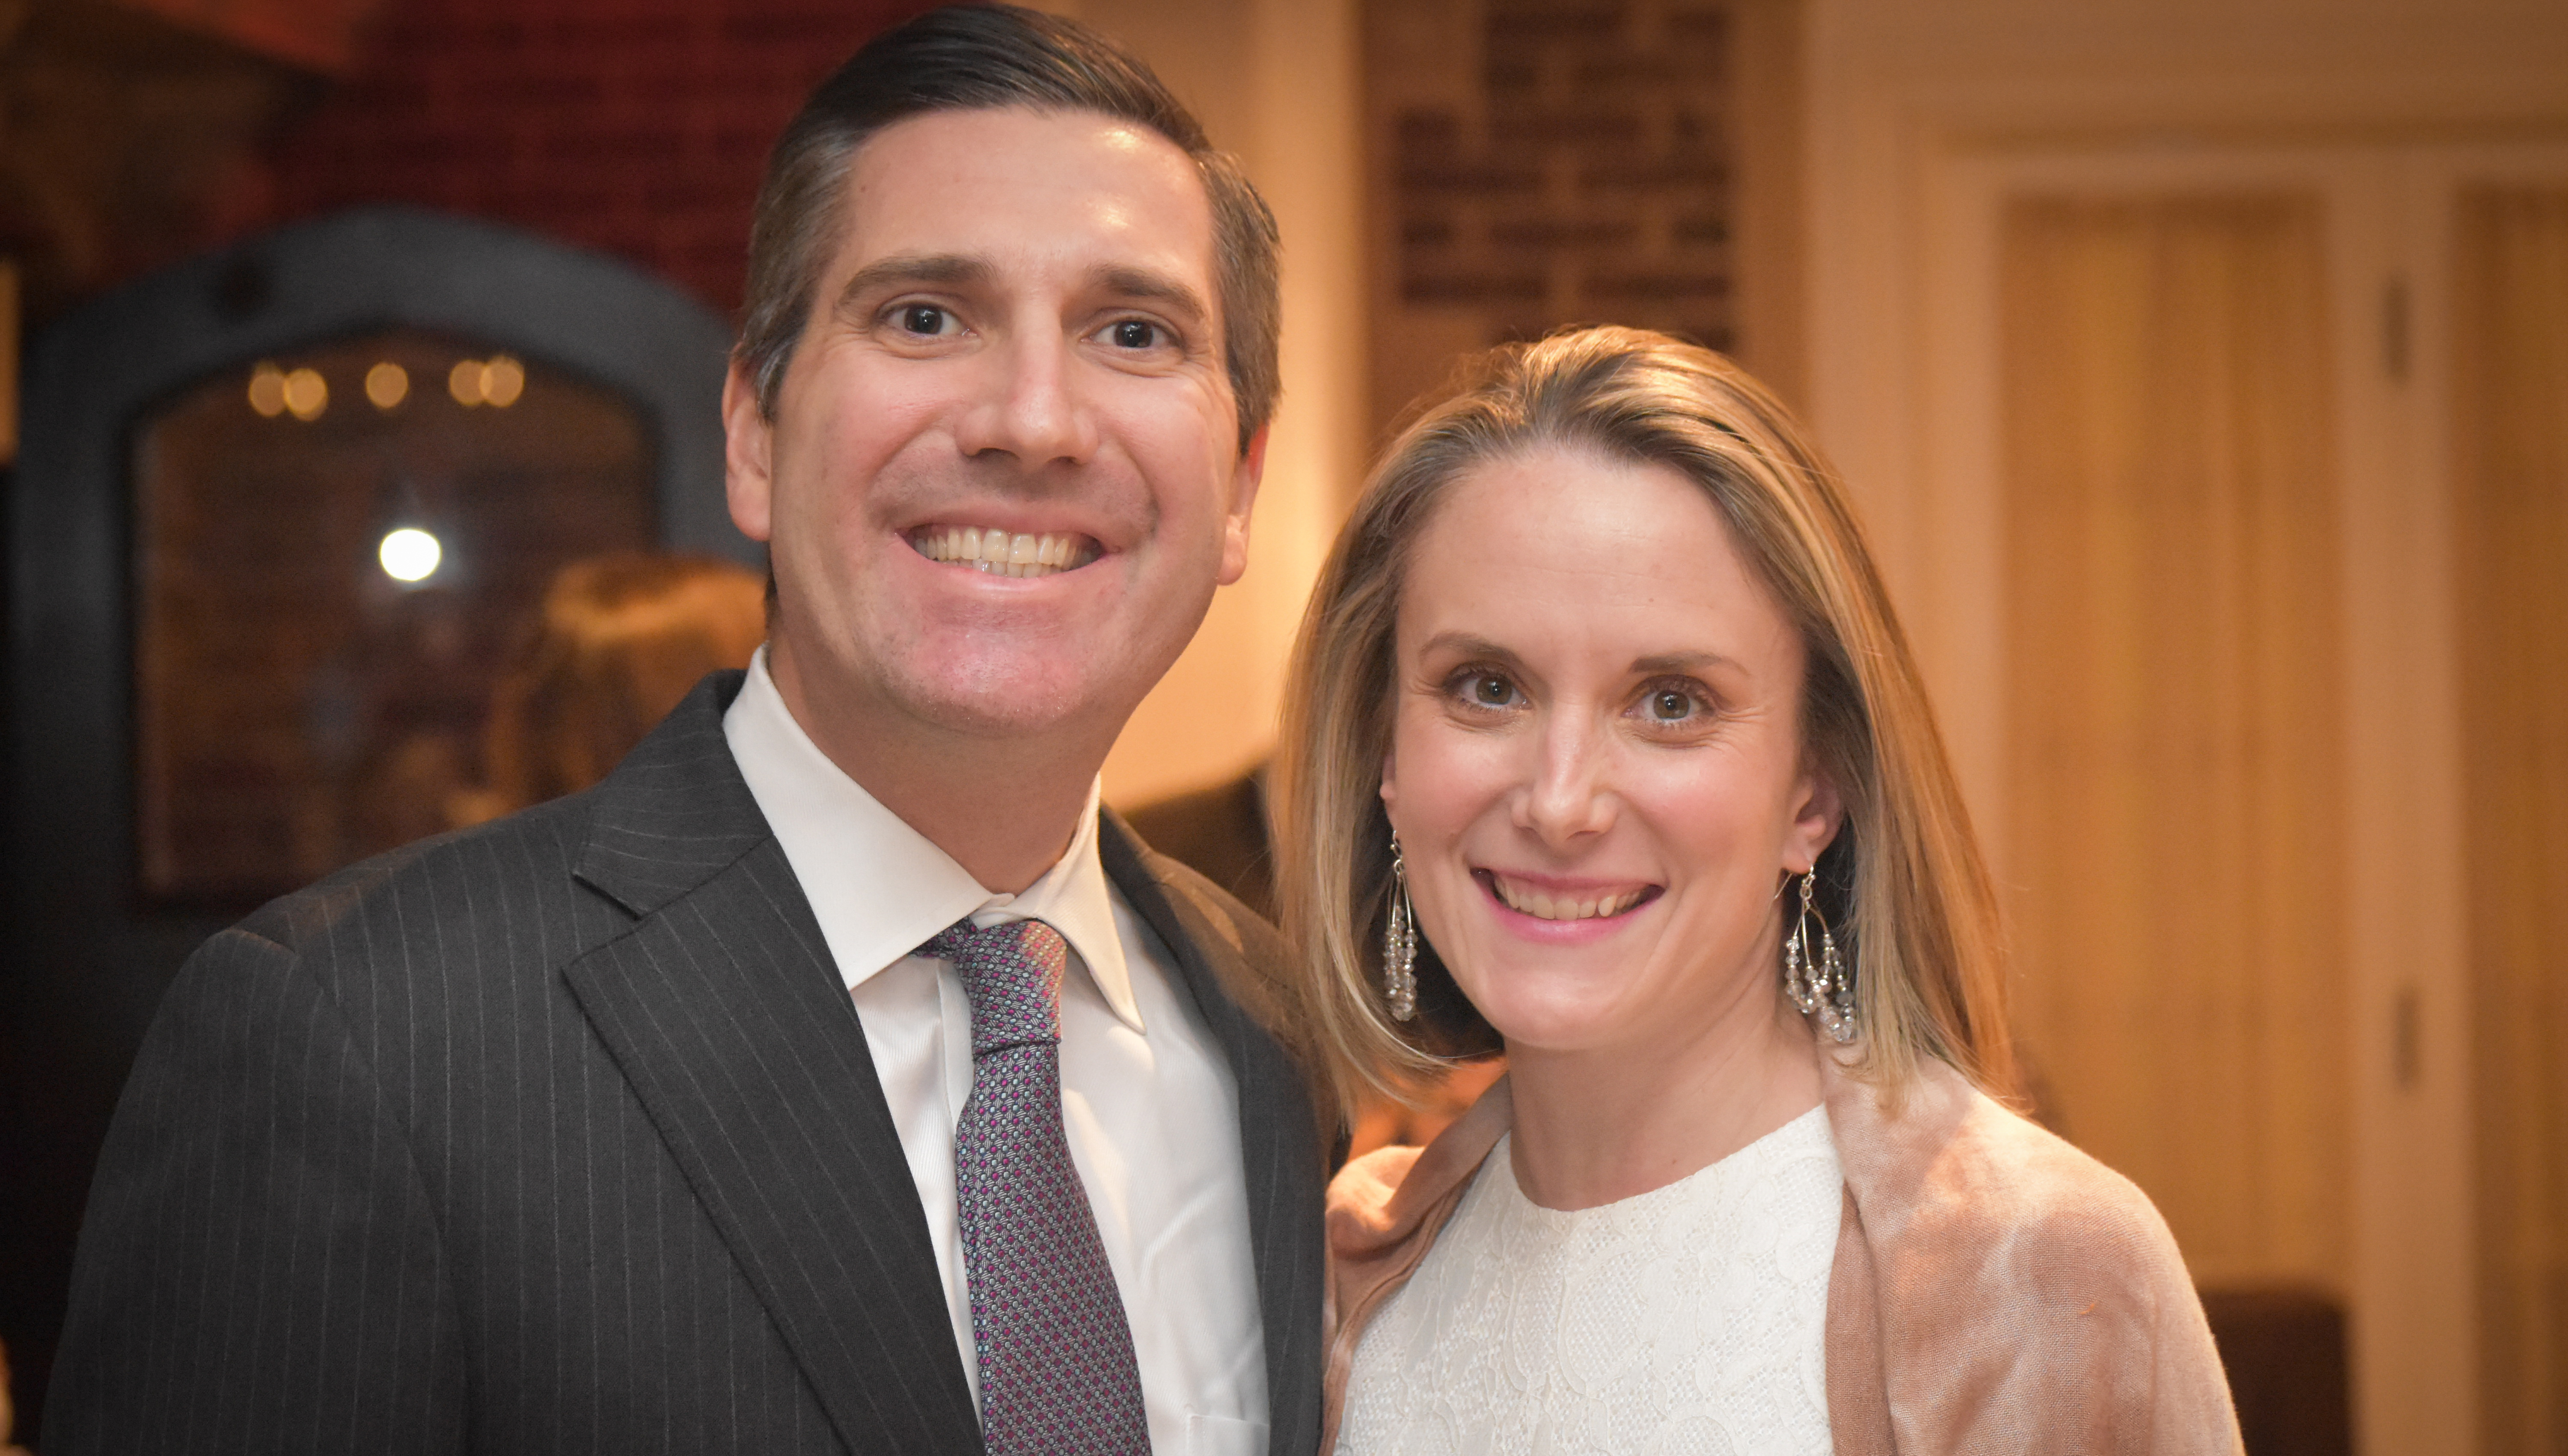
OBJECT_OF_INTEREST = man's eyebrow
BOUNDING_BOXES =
[1094,265,1213,325]
[833,252,994,314]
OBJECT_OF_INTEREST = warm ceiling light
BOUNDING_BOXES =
[481,354,526,408]
[282,368,328,421]
[378,527,442,583]
[366,362,410,409]
[449,358,484,406]
[247,362,287,417]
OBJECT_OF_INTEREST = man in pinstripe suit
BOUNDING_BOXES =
[49,9,1328,1453]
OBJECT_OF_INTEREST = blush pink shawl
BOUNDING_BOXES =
[1324,1046,2244,1454]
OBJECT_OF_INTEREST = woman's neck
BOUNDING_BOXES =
[1503,988,1823,1212]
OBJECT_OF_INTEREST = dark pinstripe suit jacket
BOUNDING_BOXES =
[48,673,1329,1454]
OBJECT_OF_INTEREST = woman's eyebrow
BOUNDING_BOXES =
[1416,631,1522,666]
[1630,650,1739,676]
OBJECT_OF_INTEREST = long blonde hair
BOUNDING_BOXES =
[1275,326,2015,1119]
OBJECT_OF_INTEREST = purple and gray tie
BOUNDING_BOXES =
[923,917,1151,1455]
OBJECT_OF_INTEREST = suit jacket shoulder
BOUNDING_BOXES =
[228,784,620,987]
[50,673,966,1455]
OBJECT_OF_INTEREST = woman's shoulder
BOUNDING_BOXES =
[1828,1051,2185,1277]
[1825,1051,2220,1376]
[1322,1079,1516,1411]
[1824,1053,2241,1453]
[1327,1078,1513,1248]
[1327,1144,1432,1252]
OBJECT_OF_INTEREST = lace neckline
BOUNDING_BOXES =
[1485,1102,1833,1222]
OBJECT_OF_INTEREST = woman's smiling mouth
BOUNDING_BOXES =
[910,525,1101,578]
[1477,870,1658,922]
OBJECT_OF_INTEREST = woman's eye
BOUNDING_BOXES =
[1645,688,1700,722]
[1106,318,1164,350]
[1468,674,1516,707]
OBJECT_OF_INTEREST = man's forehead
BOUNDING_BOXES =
[841,105,1214,246]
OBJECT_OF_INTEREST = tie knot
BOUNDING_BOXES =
[922,917,1070,1054]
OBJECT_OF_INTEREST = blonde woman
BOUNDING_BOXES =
[1276,327,2240,1454]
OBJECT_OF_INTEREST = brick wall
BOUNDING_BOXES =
[238,0,943,311]
[1367,0,1739,428]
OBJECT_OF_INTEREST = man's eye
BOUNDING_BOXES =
[1107,319,1163,350]
[895,305,952,336]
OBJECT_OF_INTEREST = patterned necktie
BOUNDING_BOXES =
[922,917,1151,1455]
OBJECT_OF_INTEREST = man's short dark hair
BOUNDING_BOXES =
[738,3,1282,453]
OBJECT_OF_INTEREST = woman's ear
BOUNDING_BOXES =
[1784,767,1845,875]
[1379,747,1399,813]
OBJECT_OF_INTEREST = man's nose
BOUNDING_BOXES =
[1513,718,1617,848]
[952,327,1099,466]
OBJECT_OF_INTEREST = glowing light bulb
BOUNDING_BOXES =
[247,362,287,416]
[366,362,410,409]
[481,354,526,407]
[449,358,484,406]
[379,528,442,583]
[282,368,328,421]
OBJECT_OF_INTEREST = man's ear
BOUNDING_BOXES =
[1216,424,1270,586]
[1786,765,1846,875]
[723,358,777,544]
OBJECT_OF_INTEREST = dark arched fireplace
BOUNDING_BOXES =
[3,206,749,1427]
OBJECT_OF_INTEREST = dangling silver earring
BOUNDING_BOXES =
[1382,833,1419,1022]
[1783,871,1857,1042]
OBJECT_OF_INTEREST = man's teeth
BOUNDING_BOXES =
[1492,877,1645,921]
[915,526,1096,578]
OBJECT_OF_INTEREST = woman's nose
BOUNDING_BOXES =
[952,329,1099,466]
[1514,722,1616,847]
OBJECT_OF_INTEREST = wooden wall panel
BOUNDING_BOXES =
[2455,184,2568,1456]
[1998,194,2351,1292]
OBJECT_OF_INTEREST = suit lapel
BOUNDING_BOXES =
[1100,812,1327,1456]
[563,674,981,1452]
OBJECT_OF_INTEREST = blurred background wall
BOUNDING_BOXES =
[1,0,2565,1450]
[1795,3,2568,1450]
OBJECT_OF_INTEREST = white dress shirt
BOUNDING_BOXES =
[723,650,1269,1456]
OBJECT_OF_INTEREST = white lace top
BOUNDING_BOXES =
[1336,1105,1843,1456]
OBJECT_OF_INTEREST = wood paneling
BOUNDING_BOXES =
[2455,184,2568,1456]
[1998,193,2351,1291]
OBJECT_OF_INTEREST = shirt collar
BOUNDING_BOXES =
[722,648,1144,1032]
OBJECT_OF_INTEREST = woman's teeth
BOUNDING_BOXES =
[914,526,1097,578]
[1491,876,1646,922]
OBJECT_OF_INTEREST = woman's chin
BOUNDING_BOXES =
[1462,986,1650,1059]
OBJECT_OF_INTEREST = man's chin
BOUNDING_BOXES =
[777,617,1183,754]
[887,659,1130,743]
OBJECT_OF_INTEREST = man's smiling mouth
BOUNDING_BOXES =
[910,526,1101,578]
